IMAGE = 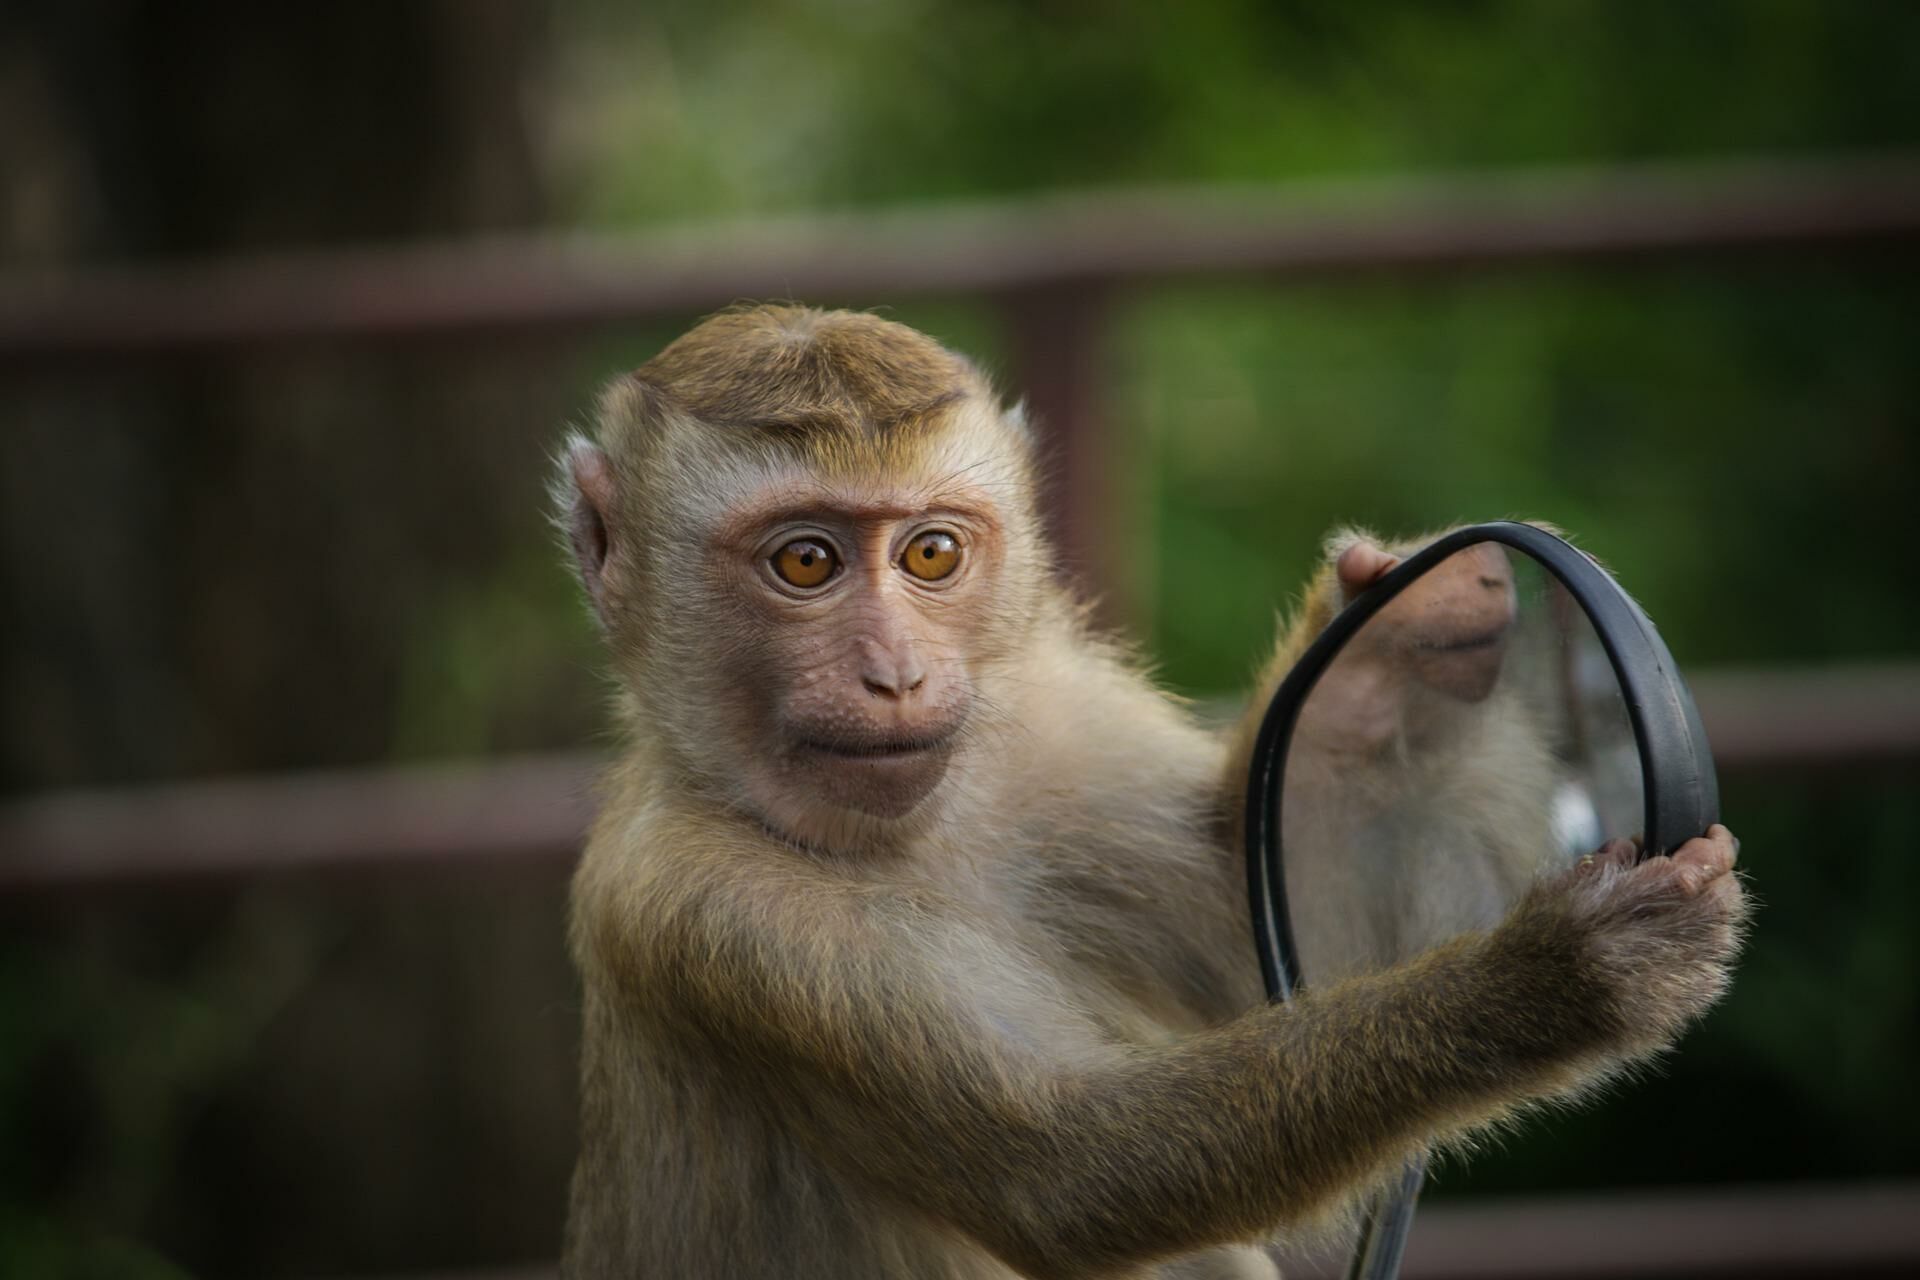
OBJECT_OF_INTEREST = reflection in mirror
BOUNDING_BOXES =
[1279,542,1643,985]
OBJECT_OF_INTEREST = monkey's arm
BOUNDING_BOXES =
[1222,526,1396,795]
[583,829,1740,1280]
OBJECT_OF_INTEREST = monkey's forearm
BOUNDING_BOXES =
[633,873,1623,1279]
[952,918,1615,1275]
[1222,557,1347,801]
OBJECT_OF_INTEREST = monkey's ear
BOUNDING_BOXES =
[1002,398,1037,446]
[559,435,618,625]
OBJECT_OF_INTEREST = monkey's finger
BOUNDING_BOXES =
[1668,827,1738,892]
[1571,837,1636,878]
[1598,837,1639,869]
[1336,541,1400,601]
[1708,823,1741,867]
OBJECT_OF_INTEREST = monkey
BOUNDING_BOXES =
[554,305,1745,1280]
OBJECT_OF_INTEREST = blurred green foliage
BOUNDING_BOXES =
[1119,272,1917,691]
[556,0,1920,221]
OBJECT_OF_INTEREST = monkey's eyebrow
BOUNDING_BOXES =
[717,501,916,540]
[716,493,996,546]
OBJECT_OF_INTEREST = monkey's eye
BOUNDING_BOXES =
[772,539,838,588]
[901,531,962,582]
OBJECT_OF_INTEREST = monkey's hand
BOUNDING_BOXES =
[1499,824,1748,1061]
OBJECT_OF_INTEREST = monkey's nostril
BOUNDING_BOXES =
[865,660,926,699]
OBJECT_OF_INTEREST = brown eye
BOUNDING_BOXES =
[902,531,961,582]
[772,539,837,588]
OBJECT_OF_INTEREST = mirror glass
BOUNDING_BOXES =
[1277,542,1644,983]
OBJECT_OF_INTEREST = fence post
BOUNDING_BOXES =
[997,285,1132,624]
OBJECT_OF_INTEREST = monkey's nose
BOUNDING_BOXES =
[862,652,928,699]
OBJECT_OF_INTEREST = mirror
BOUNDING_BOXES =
[1280,543,1643,981]
[1242,521,1719,1280]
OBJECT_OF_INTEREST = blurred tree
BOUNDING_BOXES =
[0,0,575,795]
[1,4,587,1274]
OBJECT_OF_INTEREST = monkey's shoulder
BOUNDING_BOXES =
[1005,665,1228,824]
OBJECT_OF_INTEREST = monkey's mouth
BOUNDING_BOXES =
[1417,627,1509,654]
[769,724,964,821]
[794,730,958,760]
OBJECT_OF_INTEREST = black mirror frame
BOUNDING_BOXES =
[1240,520,1720,1280]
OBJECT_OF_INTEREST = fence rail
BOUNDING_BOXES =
[343,1182,1920,1280]
[4,662,1915,895]
[3,154,1918,360]
[5,152,1918,621]
[1379,1180,1920,1280]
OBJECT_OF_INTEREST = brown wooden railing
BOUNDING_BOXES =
[6,153,1919,593]
[3,663,1917,895]
[333,1182,1920,1280]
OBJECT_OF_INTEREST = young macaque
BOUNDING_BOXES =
[555,306,1745,1280]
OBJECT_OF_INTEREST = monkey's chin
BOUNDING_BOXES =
[1412,630,1510,702]
[753,743,956,848]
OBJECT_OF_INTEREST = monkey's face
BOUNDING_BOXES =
[599,409,1048,850]
[561,308,1046,849]
[722,491,997,828]
[1364,543,1518,703]
[1301,544,1519,755]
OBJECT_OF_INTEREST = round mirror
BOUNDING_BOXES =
[1242,522,1719,1280]
[1281,542,1643,981]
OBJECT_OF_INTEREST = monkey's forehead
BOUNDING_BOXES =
[659,414,1034,534]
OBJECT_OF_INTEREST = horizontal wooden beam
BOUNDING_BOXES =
[2,663,1915,895]
[333,1182,1920,1280]
[0,753,597,894]
[1397,1180,1920,1279]
[3,155,1917,360]
[1686,662,1920,774]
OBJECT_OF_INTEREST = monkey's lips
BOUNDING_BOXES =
[1415,626,1508,654]
[792,728,959,760]
[1408,625,1510,702]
